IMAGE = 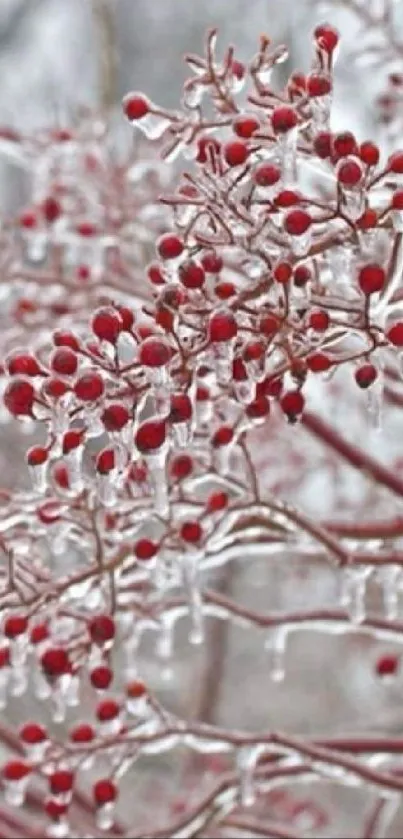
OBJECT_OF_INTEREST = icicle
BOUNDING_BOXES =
[265,626,288,682]
[171,420,193,448]
[96,802,116,832]
[237,745,264,808]
[46,818,70,839]
[64,446,84,494]
[342,567,371,625]
[182,551,204,645]
[51,682,67,724]
[144,450,169,517]
[0,669,9,708]
[3,774,30,807]
[278,129,298,185]
[96,471,118,508]
[378,565,401,621]
[156,615,174,681]
[366,369,384,432]
[29,460,48,493]
[214,342,235,386]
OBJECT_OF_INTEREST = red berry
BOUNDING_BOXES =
[253,162,281,188]
[123,92,150,121]
[45,800,68,820]
[209,311,237,342]
[147,263,165,286]
[42,196,61,223]
[30,623,49,645]
[139,337,171,368]
[37,500,63,525]
[212,426,234,447]
[233,114,260,138]
[6,352,41,377]
[307,73,332,97]
[117,306,134,331]
[387,322,403,346]
[20,723,47,744]
[357,209,378,230]
[280,390,305,421]
[97,699,120,721]
[4,614,27,638]
[314,132,332,159]
[4,378,35,416]
[70,723,95,743]
[224,140,248,167]
[332,132,357,161]
[337,158,363,187]
[96,448,116,474]
[243,341,264,363]
[179,260,205,289]
[314,23,339,53]
[275,190,301,208]
[157,234,184,260]
[196,136,221,164]
[170,393,192,423]
[359,141,379,167]
[101,404,130,432]
[355,364,377,389]
[89,615,115,645]
[388,152,403,174]
[53,463,70,489]
[74,372,104,402]
[273,261,292,284]
[201,251,223,273]
[92,308,122,344]
[19,210,37,228]
[27,446,48,467]
[135,419,166,453]
[180,521,203,543]
[91,666,113,690]
[49,770,74,795]
[260,314,280,337]
[246,396,270,418]
[215,282,236,300]
[306,352,331,372]
[51,348,78,376]
[271,106,298,134]
[207,491,228,512]
[392,190,403,210]
[41,647,70,678]
[94,779,117,805]
[358,263,385,295]
[3,760,31,781]
[0,647,10,668]
[376,655,399,677]
[126,679,147,700]
[134,539,158,560]
[284,210,311,236]
[53,331,80,351]
[170,454,193,480]
[232,356,248,380]
[62,429,84,454]
[309,309,329,331]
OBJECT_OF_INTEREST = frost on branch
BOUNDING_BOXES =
[2,22,403,839]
